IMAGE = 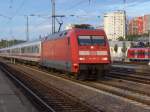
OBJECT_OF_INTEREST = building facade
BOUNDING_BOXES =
[143,15,150,34]
[128,14,150,35]
[104,10,126,40]
[128,17,143,35]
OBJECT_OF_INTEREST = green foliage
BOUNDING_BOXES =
[130,42,134,48]
[117,36,125,41]
[0,39,25,48]
[122,42,127,53]
[126,35,142,41]
[114,44,118,53]
[145,42,150,47]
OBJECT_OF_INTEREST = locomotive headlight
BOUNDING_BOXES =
[102,57,108,61]
[91,46,94,49]
[79,57,85,60]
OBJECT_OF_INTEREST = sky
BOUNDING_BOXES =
[0,0,150,41]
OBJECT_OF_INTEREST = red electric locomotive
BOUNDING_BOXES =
[41,27,111,80]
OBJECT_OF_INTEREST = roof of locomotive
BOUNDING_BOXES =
[45,28,105,41]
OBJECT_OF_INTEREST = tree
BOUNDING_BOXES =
[122,42,127,62]
[114,44,118,53]
[130,42,135,48]
[145,42,150,47]
[0,39,25,48]
[122,42,127,53]
[126,35,141,41]
[117,36,125,41]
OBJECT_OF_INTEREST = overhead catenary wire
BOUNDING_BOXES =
[65,0,85,12]
[0,0,27,39]
[10,0,27,20]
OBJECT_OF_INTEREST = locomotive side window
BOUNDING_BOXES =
[78,36,105,45]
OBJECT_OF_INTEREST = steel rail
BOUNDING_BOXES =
[0,64,56,112]
[7,62,150,106]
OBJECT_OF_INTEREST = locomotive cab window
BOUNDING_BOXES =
[78,36,91,45]
[92,36,105,45]
[78,36,105,46]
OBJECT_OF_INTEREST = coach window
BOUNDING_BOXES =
[30,46,32,53]
[32,46,35,53]
[25,47,28,53]
[32,46,34,53]
[36,46,39,53]
[37,46,40,53]
[21,47,25,53]
[34,46,36,53]
[25,47,27,53]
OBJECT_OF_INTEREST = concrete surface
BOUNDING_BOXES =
[0,70,39,112]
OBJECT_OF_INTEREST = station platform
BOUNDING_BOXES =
[0,69,39,112]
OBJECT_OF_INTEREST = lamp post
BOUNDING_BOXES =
[26,16,29,42]
[24,14,38,42]
[51,0,55,34]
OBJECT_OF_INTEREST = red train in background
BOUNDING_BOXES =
[127,42,150,62]
[0,25,111,80]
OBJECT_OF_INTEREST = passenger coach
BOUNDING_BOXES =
[0,41,41,62]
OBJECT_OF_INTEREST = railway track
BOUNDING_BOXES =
[0,63,56,112]
[113,61,149,65]
[111,67,150,75]
[0,62,98,112]
[3,61,150,108]
[25,65,150,106]
[109,70,150,84]
[98,77,150,96]
[85,81,150,105]
[111,64,150,75]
